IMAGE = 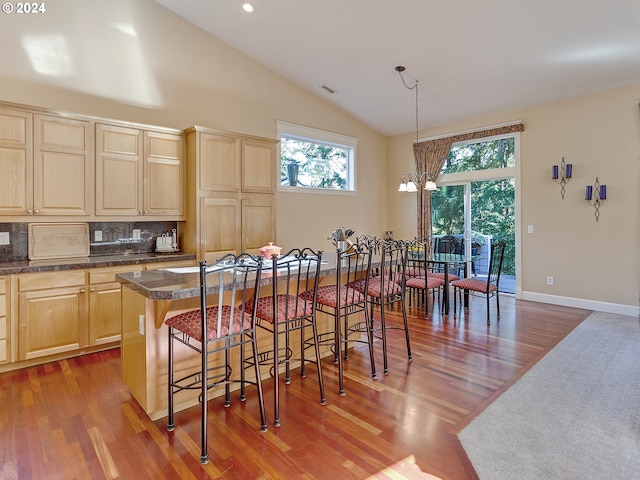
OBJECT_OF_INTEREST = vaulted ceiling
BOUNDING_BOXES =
[156,0,640,136]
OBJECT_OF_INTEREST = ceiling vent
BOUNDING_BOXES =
[319,84,336,94]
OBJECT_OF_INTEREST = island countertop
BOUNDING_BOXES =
[116,256,342,301]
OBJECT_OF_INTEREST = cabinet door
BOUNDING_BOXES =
[242,195,276,256]
[242,138,276,194]
[0,108,33,215]
[144,131,184,216]
[89,282,122,345]
[199,133,241,193]
[201,197,241,263]
[33,115,93,216]
[95,124,143,216]
[18,286,88,360]
[0,277,8,364]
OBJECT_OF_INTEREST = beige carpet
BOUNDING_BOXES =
[458,311,640,479]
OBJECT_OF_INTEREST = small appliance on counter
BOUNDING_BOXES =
[156,229,179,253]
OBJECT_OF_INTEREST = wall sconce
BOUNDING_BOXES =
[585,177,606,221]
[552,157,572,198]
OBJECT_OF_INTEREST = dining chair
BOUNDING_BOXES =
[451,240,507,324]
[431,234,462,282]
[405,239,445,318]
[309,242,377,396]
[355,239,410,375]
[248,247,326,427]
[165,253,267,464]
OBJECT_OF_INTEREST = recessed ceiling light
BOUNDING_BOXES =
[242,2,255,13]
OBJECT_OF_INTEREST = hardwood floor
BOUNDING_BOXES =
[0,295,591,480]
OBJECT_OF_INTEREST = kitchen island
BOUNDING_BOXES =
[117,257,346,420]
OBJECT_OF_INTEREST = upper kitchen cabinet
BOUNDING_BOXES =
[182,126,277,261]
[96,123,185,218]
[0,109,93,216]
[0,108,32,216]
[242,137,277,194]
[195,130,241,193]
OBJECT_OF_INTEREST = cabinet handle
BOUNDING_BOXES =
[80,288,86,294]
[34,210,40,215]
[27,209,32,215]
[90,288,95,292]
[143,210,148,215]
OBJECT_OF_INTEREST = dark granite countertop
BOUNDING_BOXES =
[0,252,197,276]
[117,257,342,301]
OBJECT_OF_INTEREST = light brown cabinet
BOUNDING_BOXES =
[182,126,277,261]
[96,123,185,217]
[16,271,88,360]
[241,137,276,194]
[0,277,8,364]
[0,109,93,216]
[88,265,143,346]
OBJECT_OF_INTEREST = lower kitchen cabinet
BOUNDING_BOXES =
[17,271,88,361]
[3,259,195,369]
[0,277,8,364]
[88,265,143,346]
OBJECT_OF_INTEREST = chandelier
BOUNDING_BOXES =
[396,66,437,192]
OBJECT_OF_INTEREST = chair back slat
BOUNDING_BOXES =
[339,242,373,303]
[200,253,264,339]
[269,247,323,322]
[380,239,408,296]
[487,241,507,288]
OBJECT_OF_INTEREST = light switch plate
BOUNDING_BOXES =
[94,230,102,242]
[133,229,141,240]
[0,232,9,245]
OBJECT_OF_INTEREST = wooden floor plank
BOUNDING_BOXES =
[0,295,590,479]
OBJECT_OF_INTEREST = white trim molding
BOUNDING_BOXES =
[521,291,639,317]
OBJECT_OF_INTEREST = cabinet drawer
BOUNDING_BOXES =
[18,271,86,291]
[89,265,143,284]
[0,315,5,339]
[0,294,5,317]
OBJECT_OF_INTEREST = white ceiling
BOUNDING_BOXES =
[156,0,640,136]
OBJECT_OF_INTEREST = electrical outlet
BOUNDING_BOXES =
[138,315,145,335]
[94,230,102,242]
[132,229,141,240]
[527,225,534,234]
[547,276,554,286]
[0,232,9,245]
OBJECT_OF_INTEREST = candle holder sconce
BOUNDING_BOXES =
[552,157,572,199]
[585,177,606,222]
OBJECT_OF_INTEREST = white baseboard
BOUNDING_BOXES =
[520,291,639,317]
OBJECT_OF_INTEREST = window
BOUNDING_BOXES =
[442,135,516,174]
[277,121,356,192]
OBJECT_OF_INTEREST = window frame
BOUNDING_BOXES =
[276,121,357,195]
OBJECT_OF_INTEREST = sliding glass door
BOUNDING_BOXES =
[431,134,518,293]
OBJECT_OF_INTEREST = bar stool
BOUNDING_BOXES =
[355,239,411,374]
[165,253,267,464]
[310,242,377,396]
[248,248,326,427]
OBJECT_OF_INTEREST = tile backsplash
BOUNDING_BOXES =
[0,221,180,262]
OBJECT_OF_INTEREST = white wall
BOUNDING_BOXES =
[388,85,640,315]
